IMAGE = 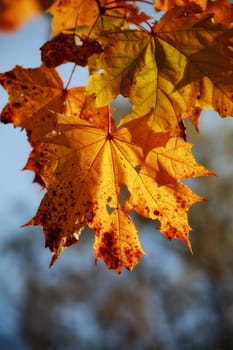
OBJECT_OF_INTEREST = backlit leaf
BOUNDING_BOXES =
[47,0,100,36]
[87,7,233,134]
[26,112,211,272]
[0,65,110,144]
[47,0,145,37]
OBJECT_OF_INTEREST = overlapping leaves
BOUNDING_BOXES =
[0,0,232,272]
[87,6,233,134]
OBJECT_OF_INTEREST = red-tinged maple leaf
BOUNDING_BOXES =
[87,6,233,133]
[25,112,212,272]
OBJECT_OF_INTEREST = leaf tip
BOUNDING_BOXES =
[21,217,35,227]
[49,253,58,268]
[187,239,193,255]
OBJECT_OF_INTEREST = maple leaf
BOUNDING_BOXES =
[207,0,233,25]
[0,0,42,31]
[47,0,99,37]
[47,0,145,38]
[40,33,103,68]
[154,0,233,24]
[25,111,211,272]
[0,65,64,132]
[87,6,233,134]
[86,28,189,134]
[123,113,172,155]
[154,8,233,119]
[0,65,110,145]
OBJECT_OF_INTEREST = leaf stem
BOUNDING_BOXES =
[108,104,112,136]
[65,64,77,90]
[95,0,106,15]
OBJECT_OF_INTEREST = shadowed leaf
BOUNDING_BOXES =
[41,33,102,68]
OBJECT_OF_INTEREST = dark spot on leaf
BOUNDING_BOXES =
[12,102,21,108]
[134,165,141,172]
[103,232,113,248]
[6,72,16,79]
[107,132,113,140]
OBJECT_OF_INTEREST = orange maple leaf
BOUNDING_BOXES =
[47,0,99,37]
[0,65,111,145]
[154,0,207,11]
[0,0,42,32]
[154,0,233,25]
[24,111,212,272]
[0,65,64,134]
[47,0,145,37]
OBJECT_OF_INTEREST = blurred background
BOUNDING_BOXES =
[1,3,233,350]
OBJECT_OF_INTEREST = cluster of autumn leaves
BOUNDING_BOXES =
[0,0,232,272]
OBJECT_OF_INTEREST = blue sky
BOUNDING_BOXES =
[0,16,50,234]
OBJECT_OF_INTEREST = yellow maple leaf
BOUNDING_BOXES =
[25,111,212,272]
[86,6,233,133]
